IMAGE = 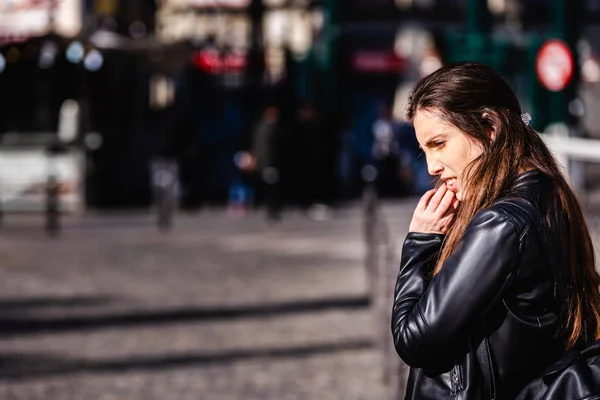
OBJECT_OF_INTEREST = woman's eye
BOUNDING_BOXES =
[433,141,445,148]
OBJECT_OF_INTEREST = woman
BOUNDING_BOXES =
[391,62,600,399]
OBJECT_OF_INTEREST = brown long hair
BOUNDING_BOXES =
[406,62,600,349]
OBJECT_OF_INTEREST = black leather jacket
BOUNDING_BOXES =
[392,170,565,400]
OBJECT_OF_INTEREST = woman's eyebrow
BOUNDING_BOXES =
[424,134,446,148]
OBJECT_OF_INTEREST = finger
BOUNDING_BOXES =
[439,212,457,229]
[426,184,448,211]
[451,198,460,211]
[434,190,456,217]
[416,188,438,211]
[440,206,458,220]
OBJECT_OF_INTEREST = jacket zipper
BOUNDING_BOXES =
[450,364,464,397]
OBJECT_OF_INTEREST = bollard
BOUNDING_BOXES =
[375,205,407,399]
[361,166,409,399]
[46,174,60,235]
[362,165,379,297]
[152,159,178,232]
[45,142,68,236]
[363,182,378,296]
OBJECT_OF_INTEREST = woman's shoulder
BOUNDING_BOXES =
[472,170,552,237]
[476,197,542,241]
[464,203,522,240]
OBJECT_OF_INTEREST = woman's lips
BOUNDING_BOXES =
[445,179,457,192]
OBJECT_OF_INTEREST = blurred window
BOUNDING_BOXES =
[0,40,81,135]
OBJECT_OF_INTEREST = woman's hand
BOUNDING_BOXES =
[409,184,459,234]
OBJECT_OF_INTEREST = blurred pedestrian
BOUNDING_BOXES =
[396,121,432,195]
[291,103,328,214]
[391,62,600,399]
[372,104,407,197]
[250,105,283,220]
[335,117,355,203]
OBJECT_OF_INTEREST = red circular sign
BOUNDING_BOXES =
[536,39,574,92]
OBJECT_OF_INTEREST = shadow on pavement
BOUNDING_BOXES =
[0,339,375,381]
[0,296,113,311]
[0,295,370,337]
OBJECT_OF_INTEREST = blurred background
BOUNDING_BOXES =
[1,0,600,399]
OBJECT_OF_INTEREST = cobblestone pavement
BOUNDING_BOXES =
[1,201,599,400]
[0,202,420,400]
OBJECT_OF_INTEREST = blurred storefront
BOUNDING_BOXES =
[0,0,86,213]
[150,0,324,208]
[3,0,600,209]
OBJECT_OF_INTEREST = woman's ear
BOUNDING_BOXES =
[481,112,498,142]
[489,125,498,142]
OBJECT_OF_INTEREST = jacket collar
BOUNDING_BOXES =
[508,169,553,204]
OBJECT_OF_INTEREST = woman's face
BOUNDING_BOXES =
[413,109,483,201]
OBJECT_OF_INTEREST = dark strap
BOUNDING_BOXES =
[475,198,554,400]
[476,330,497,400]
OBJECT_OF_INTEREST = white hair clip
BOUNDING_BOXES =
[521,112,532,126]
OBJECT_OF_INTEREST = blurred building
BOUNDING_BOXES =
[0,0,86,212]
[2,0,600,210]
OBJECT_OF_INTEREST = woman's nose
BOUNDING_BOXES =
[427,159,443,176]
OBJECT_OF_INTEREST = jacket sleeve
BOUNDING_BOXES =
[392,208,520,368]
